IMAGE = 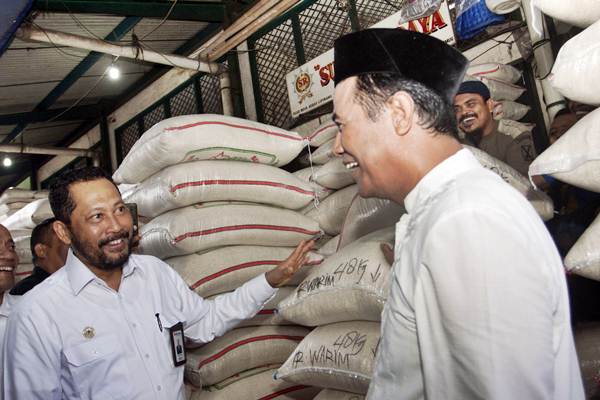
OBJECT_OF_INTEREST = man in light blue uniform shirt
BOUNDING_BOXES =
[2,166,313,399]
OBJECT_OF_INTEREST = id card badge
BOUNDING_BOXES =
[168,322,186,367]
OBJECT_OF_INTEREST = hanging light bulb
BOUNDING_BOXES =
[3,157,12,167]
[108,65,120,80]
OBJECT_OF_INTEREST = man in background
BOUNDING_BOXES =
[9,217,68,296]
[454,80,536,176]
[0,225,17,305]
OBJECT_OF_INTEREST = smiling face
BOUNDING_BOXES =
[0,225,18,293]
[58,178,133,271]
[332,77,407,199]
[453,93,494,137]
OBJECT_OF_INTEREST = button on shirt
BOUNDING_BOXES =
[2,250,277,399]
[367,149,584,400]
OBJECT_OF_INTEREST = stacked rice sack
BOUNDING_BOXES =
[0,189,54,283]
[465,62,534,139]
[295,122,357,242]
[274,176,401,397]
[527,10,600,282]
[113,114,323,399]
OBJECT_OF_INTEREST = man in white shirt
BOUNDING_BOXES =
[332,28,583,399]
[0,225,17,306]
[2,166,314,399]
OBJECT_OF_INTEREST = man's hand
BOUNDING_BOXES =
[265,240,315,288]
[380,243,394,265]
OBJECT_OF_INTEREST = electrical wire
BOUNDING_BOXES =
[140,0,179,41]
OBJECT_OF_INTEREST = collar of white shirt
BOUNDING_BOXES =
[65,249,142,296]
[403,147,481,215]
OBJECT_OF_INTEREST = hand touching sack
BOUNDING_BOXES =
[265,240,315,287]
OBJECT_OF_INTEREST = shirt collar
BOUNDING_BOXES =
[65,249,141,295]
[403,148,481,214]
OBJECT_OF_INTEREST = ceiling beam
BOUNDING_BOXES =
[34,1,226,22]
[0,104,103,125]
[3,16,141,144]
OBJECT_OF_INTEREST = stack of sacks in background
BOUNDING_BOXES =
[527,6,600,394]
[465,62,535,139]
[0,189,53,283]
[273,172,404,398]
[112,114,324,399]
[296,121,357,243]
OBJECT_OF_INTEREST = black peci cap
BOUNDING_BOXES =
[334,28,469,104]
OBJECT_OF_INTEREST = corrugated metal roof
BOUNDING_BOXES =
[0,4,224,190]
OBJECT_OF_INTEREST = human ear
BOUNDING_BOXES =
[34,243,47,259]
[387,91,415,137]
[53,221,72,246]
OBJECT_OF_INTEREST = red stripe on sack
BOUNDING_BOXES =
[174,225,320,243]
[164,121,302,141]
[197,335,305,368]
[190,260,280,289]
[170,180,314,196]
[15,271,32,276]
[258,385,310,400]
[308,123,337,141]
[257,309,276,315]
[472,66,501,76]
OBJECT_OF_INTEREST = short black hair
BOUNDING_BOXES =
[30,218,56,264]
[49,166,118,224]
[354,72,459,137]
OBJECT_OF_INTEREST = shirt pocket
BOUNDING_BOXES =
[63,334,132,400]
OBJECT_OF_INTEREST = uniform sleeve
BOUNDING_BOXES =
[168,265,277,344]
[2,306,62,400]
[416,207,555,400]
[506,132,536,176]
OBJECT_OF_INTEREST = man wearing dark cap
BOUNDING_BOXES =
[332,28,583,399]
[454,80,537,176]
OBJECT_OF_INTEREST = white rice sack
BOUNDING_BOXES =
[14,236,31,264]
[550,20,600,105]
[31,198,53,224]
[310,139,336,165]
[113,114,306,184]
[313,158,355,190]
[565,214,600,281]
[14,263,33,284]
[197,367,319,400]
[293,167,334,201]
[466,146,554,220]
[166,245,323,298]
[278,240,391,326]
[276,321,380,394]
[574,322,600,398]
[465,75,525,101]
[318,235,340,257]
[529,108,600,192]
[185,325,310,386]
[493,100,530,121]
[306,185,358,236]
[485,0,520,14]
[210,287,297,328]
[497,119,535,139]
[314,389,366,400]
[2,198,49,230]
[139,204,321,259]
[0,188,37,204]
[467,62,522,83]
[124,161,315,218]
[338,196,405,249]
[531,0,600,28]
[309,121,339,147]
